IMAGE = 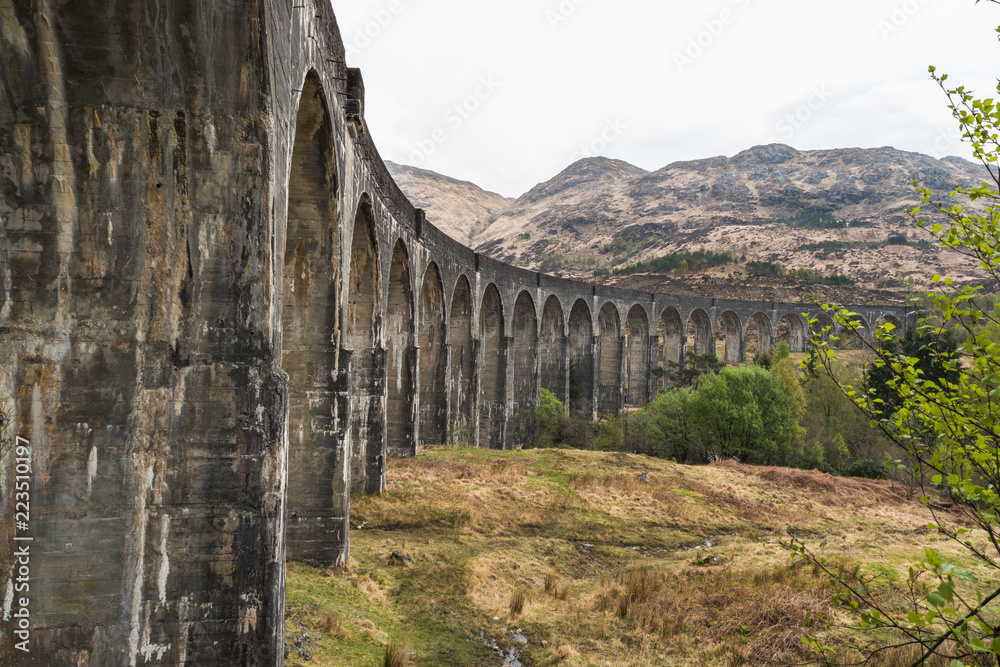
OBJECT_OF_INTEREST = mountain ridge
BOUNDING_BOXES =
[389,145,988,294]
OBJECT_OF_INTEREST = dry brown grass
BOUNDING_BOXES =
[382,641,410,667]
[509,587,529,617]
[315,612,348,639]
[358,575,388,607]
[594,560,838,663]
[551,644,579,662]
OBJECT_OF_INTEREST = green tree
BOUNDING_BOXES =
[635,387,699,462]
[663,352,725,387]
[864,326,959,414]
[689,366,803,464]
[788,5,1000,662]
[515,389,568,449]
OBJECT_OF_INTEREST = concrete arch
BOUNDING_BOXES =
[449,275,475,443]
[347,196,384,495]
[281,71,345,566]
[658,306,684,391]
[625,305,650,407]
[568,299,595,415]
[745,312,774,358]
[387,239,416,457]
[596,302,623,414]
[687,308,713,357]
[540,295,567,404]
[777,313,807,353]
[479,284,507,449]
[418,263,447,446]
[716,310,743,363]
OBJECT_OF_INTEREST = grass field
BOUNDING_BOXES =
[284,448,990,666]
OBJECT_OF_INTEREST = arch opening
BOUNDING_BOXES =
[625,305,650,407]
[777,313,807,353]
[448,276,475,444]
[540,296,567,404]
[386,240,416,457]
[281,73,346,566]
[836,315,868,351]
[745,312,773,359]
[347,199,383,495]
[811,312,836,344]
[596,302,622,414]
[658,307,683,391]
[512,291,539,411]
[418,264,447,446]
[716,311,743,363]
[687,309,712,358]
[568,300,594,415]
[479,285,507,449]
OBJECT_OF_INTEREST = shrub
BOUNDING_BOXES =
[635,388,699,462]
[509,588,529,617]
[383,642,410,667]
[843,459,887,480]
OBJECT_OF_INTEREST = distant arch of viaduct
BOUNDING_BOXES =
[0,1,912,664]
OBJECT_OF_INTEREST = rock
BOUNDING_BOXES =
[637,473,650,483]
[386,551,415,566]
[760,499,775,507]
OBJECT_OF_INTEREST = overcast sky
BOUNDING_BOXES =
[333,0,998,198]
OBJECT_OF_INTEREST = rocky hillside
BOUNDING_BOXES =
[385,161,513,245]
[391,145,992,294]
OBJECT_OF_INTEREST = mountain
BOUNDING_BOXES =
[390,146,990,293]
[385,161,513,245]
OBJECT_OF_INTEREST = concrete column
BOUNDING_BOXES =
[473,337,482,448]
[647,333,659,402]
[502,334,514,449]
[562,330,571,416]
[443,342,452,439]
[590,334,599,423]
[617,334,627,414]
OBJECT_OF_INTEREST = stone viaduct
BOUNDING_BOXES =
[0,1,913,664]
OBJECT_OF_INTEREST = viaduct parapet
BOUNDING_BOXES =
[0,1,912,664]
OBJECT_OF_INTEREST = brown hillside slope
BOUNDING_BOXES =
[385,161,513,245]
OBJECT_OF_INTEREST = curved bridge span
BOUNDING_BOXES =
[0,1,911,663]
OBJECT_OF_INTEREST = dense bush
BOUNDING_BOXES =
[843,459,887,480]
[690,366,804,465]
[515,389,568,449]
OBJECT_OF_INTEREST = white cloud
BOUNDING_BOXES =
[334,0,998,197]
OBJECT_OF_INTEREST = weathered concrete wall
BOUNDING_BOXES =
[0,0,917,663]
